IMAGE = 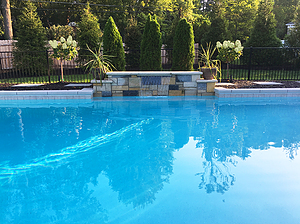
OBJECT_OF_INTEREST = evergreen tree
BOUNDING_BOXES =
[77,3,102,64]
[246,0,282,47]
[172,18,195,71]
[202,2,230,46]
[13,0,48,74]
[140,14,162,71]
[284,7,300,47]
[103,16,125,71]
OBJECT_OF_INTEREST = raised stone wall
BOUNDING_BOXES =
[92,71,217,97]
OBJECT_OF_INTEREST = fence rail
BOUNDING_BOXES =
[0,47,299,84]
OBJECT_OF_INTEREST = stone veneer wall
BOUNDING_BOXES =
[92,72,217,97]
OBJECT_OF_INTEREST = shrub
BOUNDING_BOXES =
[77,3,102,65]
[103,16,125,71]
[13,1,48,75]
[172,18,195,71]
[140,14,162,71]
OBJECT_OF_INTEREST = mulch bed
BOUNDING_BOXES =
[0,81,300,91]
[217,80,300,89]
[0,82,90,91]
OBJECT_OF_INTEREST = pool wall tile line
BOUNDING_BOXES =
[215,87,300,97]
[0,88,93,100]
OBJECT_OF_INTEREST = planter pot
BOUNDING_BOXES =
[201,68,217,80]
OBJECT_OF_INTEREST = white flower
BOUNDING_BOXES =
[223,40,229,48]
[235,40,242,47]
[216,41,222,48]
[50,40,58,48]
[229,42,235,48]
[72,40,77,48]
[67,36,73,45]
[60,37,66,43]
[62,43,67,49]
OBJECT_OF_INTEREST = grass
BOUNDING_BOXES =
[0,73,94,84]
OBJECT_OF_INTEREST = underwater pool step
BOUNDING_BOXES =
[215,87,300,98]
[0,88,93,100]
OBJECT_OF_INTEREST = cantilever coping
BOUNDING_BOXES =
[107,71,203,77]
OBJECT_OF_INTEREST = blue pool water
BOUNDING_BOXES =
[1,97,300,224]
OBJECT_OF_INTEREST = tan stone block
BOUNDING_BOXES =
[93,92,102,97]
[129,77,141,88]
[112,85,128,91]
[152,90,158,96]
[140,90,153,96]
[169,90,184,96]
[149,85,158,90]
[162,77,171,85]
[207,82,216,93]
[185,89,197,96]
[112,92,123,97]
[200,92,215,96]
[169,77,176,85]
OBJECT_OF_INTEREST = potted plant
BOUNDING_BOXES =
[49,36,78,82]
[84,44,115,85]
[199,42,221,80]
[216,40,243,81]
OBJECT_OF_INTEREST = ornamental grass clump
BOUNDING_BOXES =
[216,40,243,81]
[49,36,78,81]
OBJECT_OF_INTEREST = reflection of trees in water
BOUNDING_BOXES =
[197,158,236,194]
[105,119,175,208]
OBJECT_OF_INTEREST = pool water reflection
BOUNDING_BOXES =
[0,97,300,224]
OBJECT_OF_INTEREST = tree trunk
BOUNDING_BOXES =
[1,0,13,40]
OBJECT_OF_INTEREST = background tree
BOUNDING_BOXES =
[13,1,48,74]
[77,4,102,65]
[140,14,162,71]
[172,18,195,71]
[46,24,75,41]
[103,16,125,71]
[202,2,230,46]
[273,0,299,40]
[225,0,260,42]
[246,0,282,47]
[285,7,300,47]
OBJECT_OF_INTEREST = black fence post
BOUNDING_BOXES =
[247,47,252,80]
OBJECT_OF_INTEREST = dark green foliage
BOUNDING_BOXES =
[140,14,162,71]
[13,1,48,75]
[172,18,195,71]
[246,0,282,47]
[77,4,102,65]
[285,7,300,47]
[245,0,283,66]
[103,16,125,71]
[202,3,230,46]
[46,25,75,41]
[124,14,147,70]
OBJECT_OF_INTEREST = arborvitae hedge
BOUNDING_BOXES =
[77,4,102,64]
[140,14,162,71]
[13,1,48,74]
[172,18,195,71]
[103,16,125,71]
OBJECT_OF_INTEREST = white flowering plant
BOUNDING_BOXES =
[216,40,243,80]
[49,36,78,81]
[216,40,243,63]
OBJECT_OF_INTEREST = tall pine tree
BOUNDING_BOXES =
[246,0,282,47]
[77,3,102,64]
[140,14,162,71]
[172,18,195,71]
[13,0,47,74]
[103,16,125,71]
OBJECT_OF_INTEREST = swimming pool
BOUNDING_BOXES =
[1,97,300,224]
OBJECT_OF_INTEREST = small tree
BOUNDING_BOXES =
[103,16,125,71]
[46,25,75,41]
[140,14,162,71]
[13,1,48,74]
[172,18,195,71]
[49,36,78,81]
[77,3,102,64]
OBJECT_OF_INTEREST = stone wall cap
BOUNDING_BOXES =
[107,71,203,77]
[91,79,113,84]
[196,79,218,83]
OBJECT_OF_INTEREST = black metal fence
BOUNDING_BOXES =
[0,47,299,84]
